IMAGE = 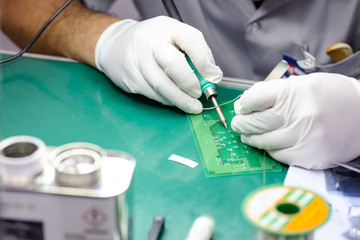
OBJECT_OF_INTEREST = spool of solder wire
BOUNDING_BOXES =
[242,185,330,240]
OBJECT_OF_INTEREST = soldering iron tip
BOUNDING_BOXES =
[224,122,229,131]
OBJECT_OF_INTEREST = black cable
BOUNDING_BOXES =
[0,0,73,64]
[162,0,183,22]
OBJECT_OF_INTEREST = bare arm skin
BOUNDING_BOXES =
[0,0,120,67]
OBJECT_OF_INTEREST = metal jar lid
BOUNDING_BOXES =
[50,142,105,188]
[0,135,47,184]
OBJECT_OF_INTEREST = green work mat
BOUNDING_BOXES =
[1,54,288,239]
[187,102,282,177]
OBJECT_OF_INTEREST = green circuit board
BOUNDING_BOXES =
[187,103,282,177]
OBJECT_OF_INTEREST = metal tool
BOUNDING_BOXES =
[148,216,165,240]
[162,0,228,130]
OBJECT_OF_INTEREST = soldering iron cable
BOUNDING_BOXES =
[0,0,74,64]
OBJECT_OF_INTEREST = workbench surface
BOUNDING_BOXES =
[0,55,287,239]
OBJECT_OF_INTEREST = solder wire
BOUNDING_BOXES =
[0,0,74,64]
[202,94,242,111]
[203,61,288,110]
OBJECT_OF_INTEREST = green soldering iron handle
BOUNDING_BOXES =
[162,0,218,99]
[184,54,217,99]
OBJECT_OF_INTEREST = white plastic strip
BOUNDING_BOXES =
[168,154,198,168]
[264,60,289,81]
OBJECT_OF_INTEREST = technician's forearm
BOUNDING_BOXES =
[0,0,120,67]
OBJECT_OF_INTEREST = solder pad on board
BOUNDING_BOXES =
[187,103,282,177]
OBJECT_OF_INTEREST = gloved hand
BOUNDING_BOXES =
[231,72,360,169]
[95,16,223,114]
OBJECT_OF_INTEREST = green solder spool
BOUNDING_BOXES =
[242,185,330,240]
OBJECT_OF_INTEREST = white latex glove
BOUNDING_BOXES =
[231,72,360,169]
[95,16,223,114]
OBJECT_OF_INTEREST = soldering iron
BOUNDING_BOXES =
[162,0,229,130]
